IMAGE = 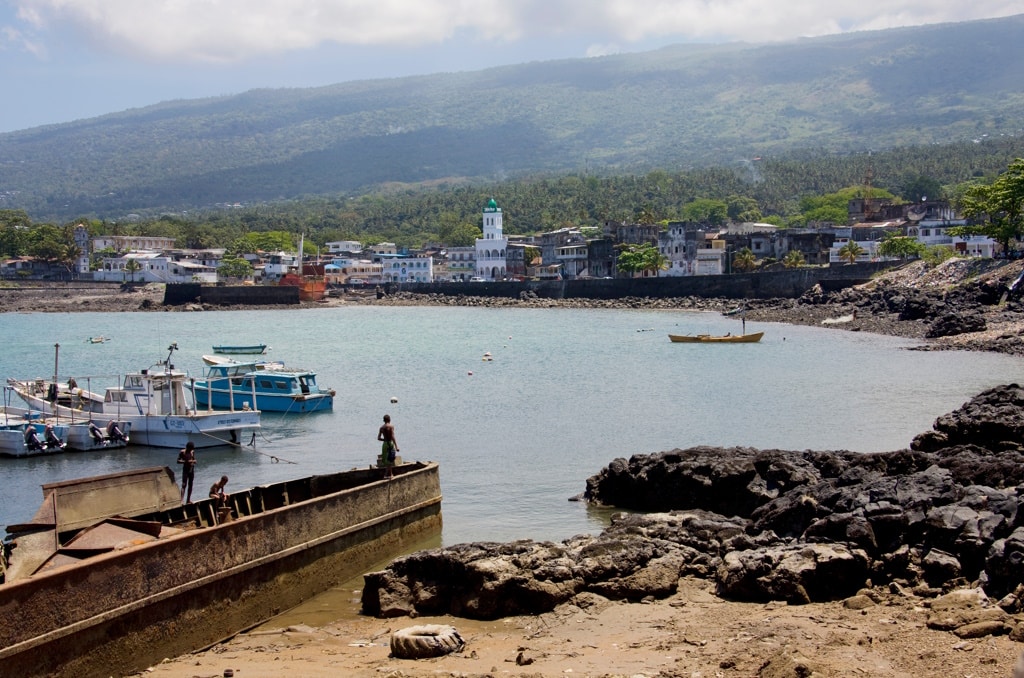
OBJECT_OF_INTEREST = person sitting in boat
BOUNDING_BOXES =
[106,420,128,443]
[44,424,65,450]
[209,475,229,507]
[24,424,44,451]
[88,420,106,445]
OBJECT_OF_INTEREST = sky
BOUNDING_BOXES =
[0,1,1021,134]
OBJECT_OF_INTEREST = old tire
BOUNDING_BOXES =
[390,624,465,659]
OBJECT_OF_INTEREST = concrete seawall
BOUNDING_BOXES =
[400,262,895,300]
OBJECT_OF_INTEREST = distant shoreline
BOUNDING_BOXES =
[3,278,1023,356]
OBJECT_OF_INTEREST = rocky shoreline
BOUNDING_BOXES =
[363,386,1024,619]
[144,385,1024,678]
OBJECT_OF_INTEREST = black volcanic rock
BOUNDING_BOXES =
[362,385,1024,619]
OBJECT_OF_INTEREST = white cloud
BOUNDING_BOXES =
[6,0,1022,63]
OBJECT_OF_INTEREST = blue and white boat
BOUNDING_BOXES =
[188,357,335,413]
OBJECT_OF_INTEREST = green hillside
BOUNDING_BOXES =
[1,14,1023,220]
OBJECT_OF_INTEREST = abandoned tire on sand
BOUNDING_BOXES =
[390,624,465,659]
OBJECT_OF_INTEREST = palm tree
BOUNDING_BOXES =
[782,250,806,268]
[124,258,142,282]
[838,241,866,264]
[732,247,757,272]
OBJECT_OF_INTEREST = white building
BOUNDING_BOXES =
[476,199,508,281]
[92,235,176,252]
[381,255,435,283]
[326,241,363,254]
[325,257,383,284]
[93,251,217,283]
[262,251,299,281]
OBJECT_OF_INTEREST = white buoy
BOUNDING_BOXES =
[390,396,398,403]
[467,371,473,375]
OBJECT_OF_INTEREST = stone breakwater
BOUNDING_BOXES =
[362,384,1024,641]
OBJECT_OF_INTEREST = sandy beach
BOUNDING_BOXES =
[142,575,1024,678]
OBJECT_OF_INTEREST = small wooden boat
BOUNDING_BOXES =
[212,343,268,355]
[668,331,764,343]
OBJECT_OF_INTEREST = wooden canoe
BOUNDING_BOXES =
[668,331,764,343]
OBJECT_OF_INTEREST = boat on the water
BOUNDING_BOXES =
[0,408,68,457]
[7,344,260,449]
[0,402,130,453]
[86,336,109,344]
[202,353,284,369]
[0,461,442,678]
[212,343,268,355]
[668,331,764,343]
[187,357,335,413]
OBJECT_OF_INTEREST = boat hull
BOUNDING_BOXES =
[190,386,333,413]
[8,381,260,449]
[668,331,764,343]
[0,423,68,458]
[0,462,443,678]
[212,344,268,355]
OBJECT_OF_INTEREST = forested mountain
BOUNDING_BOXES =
[1,14,1023,221]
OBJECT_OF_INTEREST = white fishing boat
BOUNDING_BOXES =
[7,343,260,449]
[0,407,68,457]
[0,401,130,453]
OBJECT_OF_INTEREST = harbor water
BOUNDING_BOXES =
[2,305,1023,546]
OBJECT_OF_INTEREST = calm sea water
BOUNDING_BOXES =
[3,306,1023,546]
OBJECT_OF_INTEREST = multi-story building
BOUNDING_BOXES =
[446,246,475,281]
[475,199,508,280]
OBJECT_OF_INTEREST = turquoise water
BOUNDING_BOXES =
[2,306,1023,545]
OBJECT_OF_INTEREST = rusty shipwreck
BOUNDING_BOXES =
[0,461,442,677]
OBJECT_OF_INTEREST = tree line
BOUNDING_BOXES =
[2,139,1023,265]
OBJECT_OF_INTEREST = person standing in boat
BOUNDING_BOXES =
[177,441,197,503]
[377,414,399,479]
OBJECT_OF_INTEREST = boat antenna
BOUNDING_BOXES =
[165,342,178,370]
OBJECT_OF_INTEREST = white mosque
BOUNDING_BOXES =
[475,198,508,281]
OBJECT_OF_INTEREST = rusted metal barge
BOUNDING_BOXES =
[0,461,443,677]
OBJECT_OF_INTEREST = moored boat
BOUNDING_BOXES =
[212,343,268,355]
[202,353,284,369]
[0,461,442,677]
[7,343,260,449]
[188,357,334,413]
[0,408,68,457]
[668,331,764,343]
[0,403,130,453]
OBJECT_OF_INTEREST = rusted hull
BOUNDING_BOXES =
[0,462,442,678]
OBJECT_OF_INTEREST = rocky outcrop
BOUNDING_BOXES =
[362,385,1024,627]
